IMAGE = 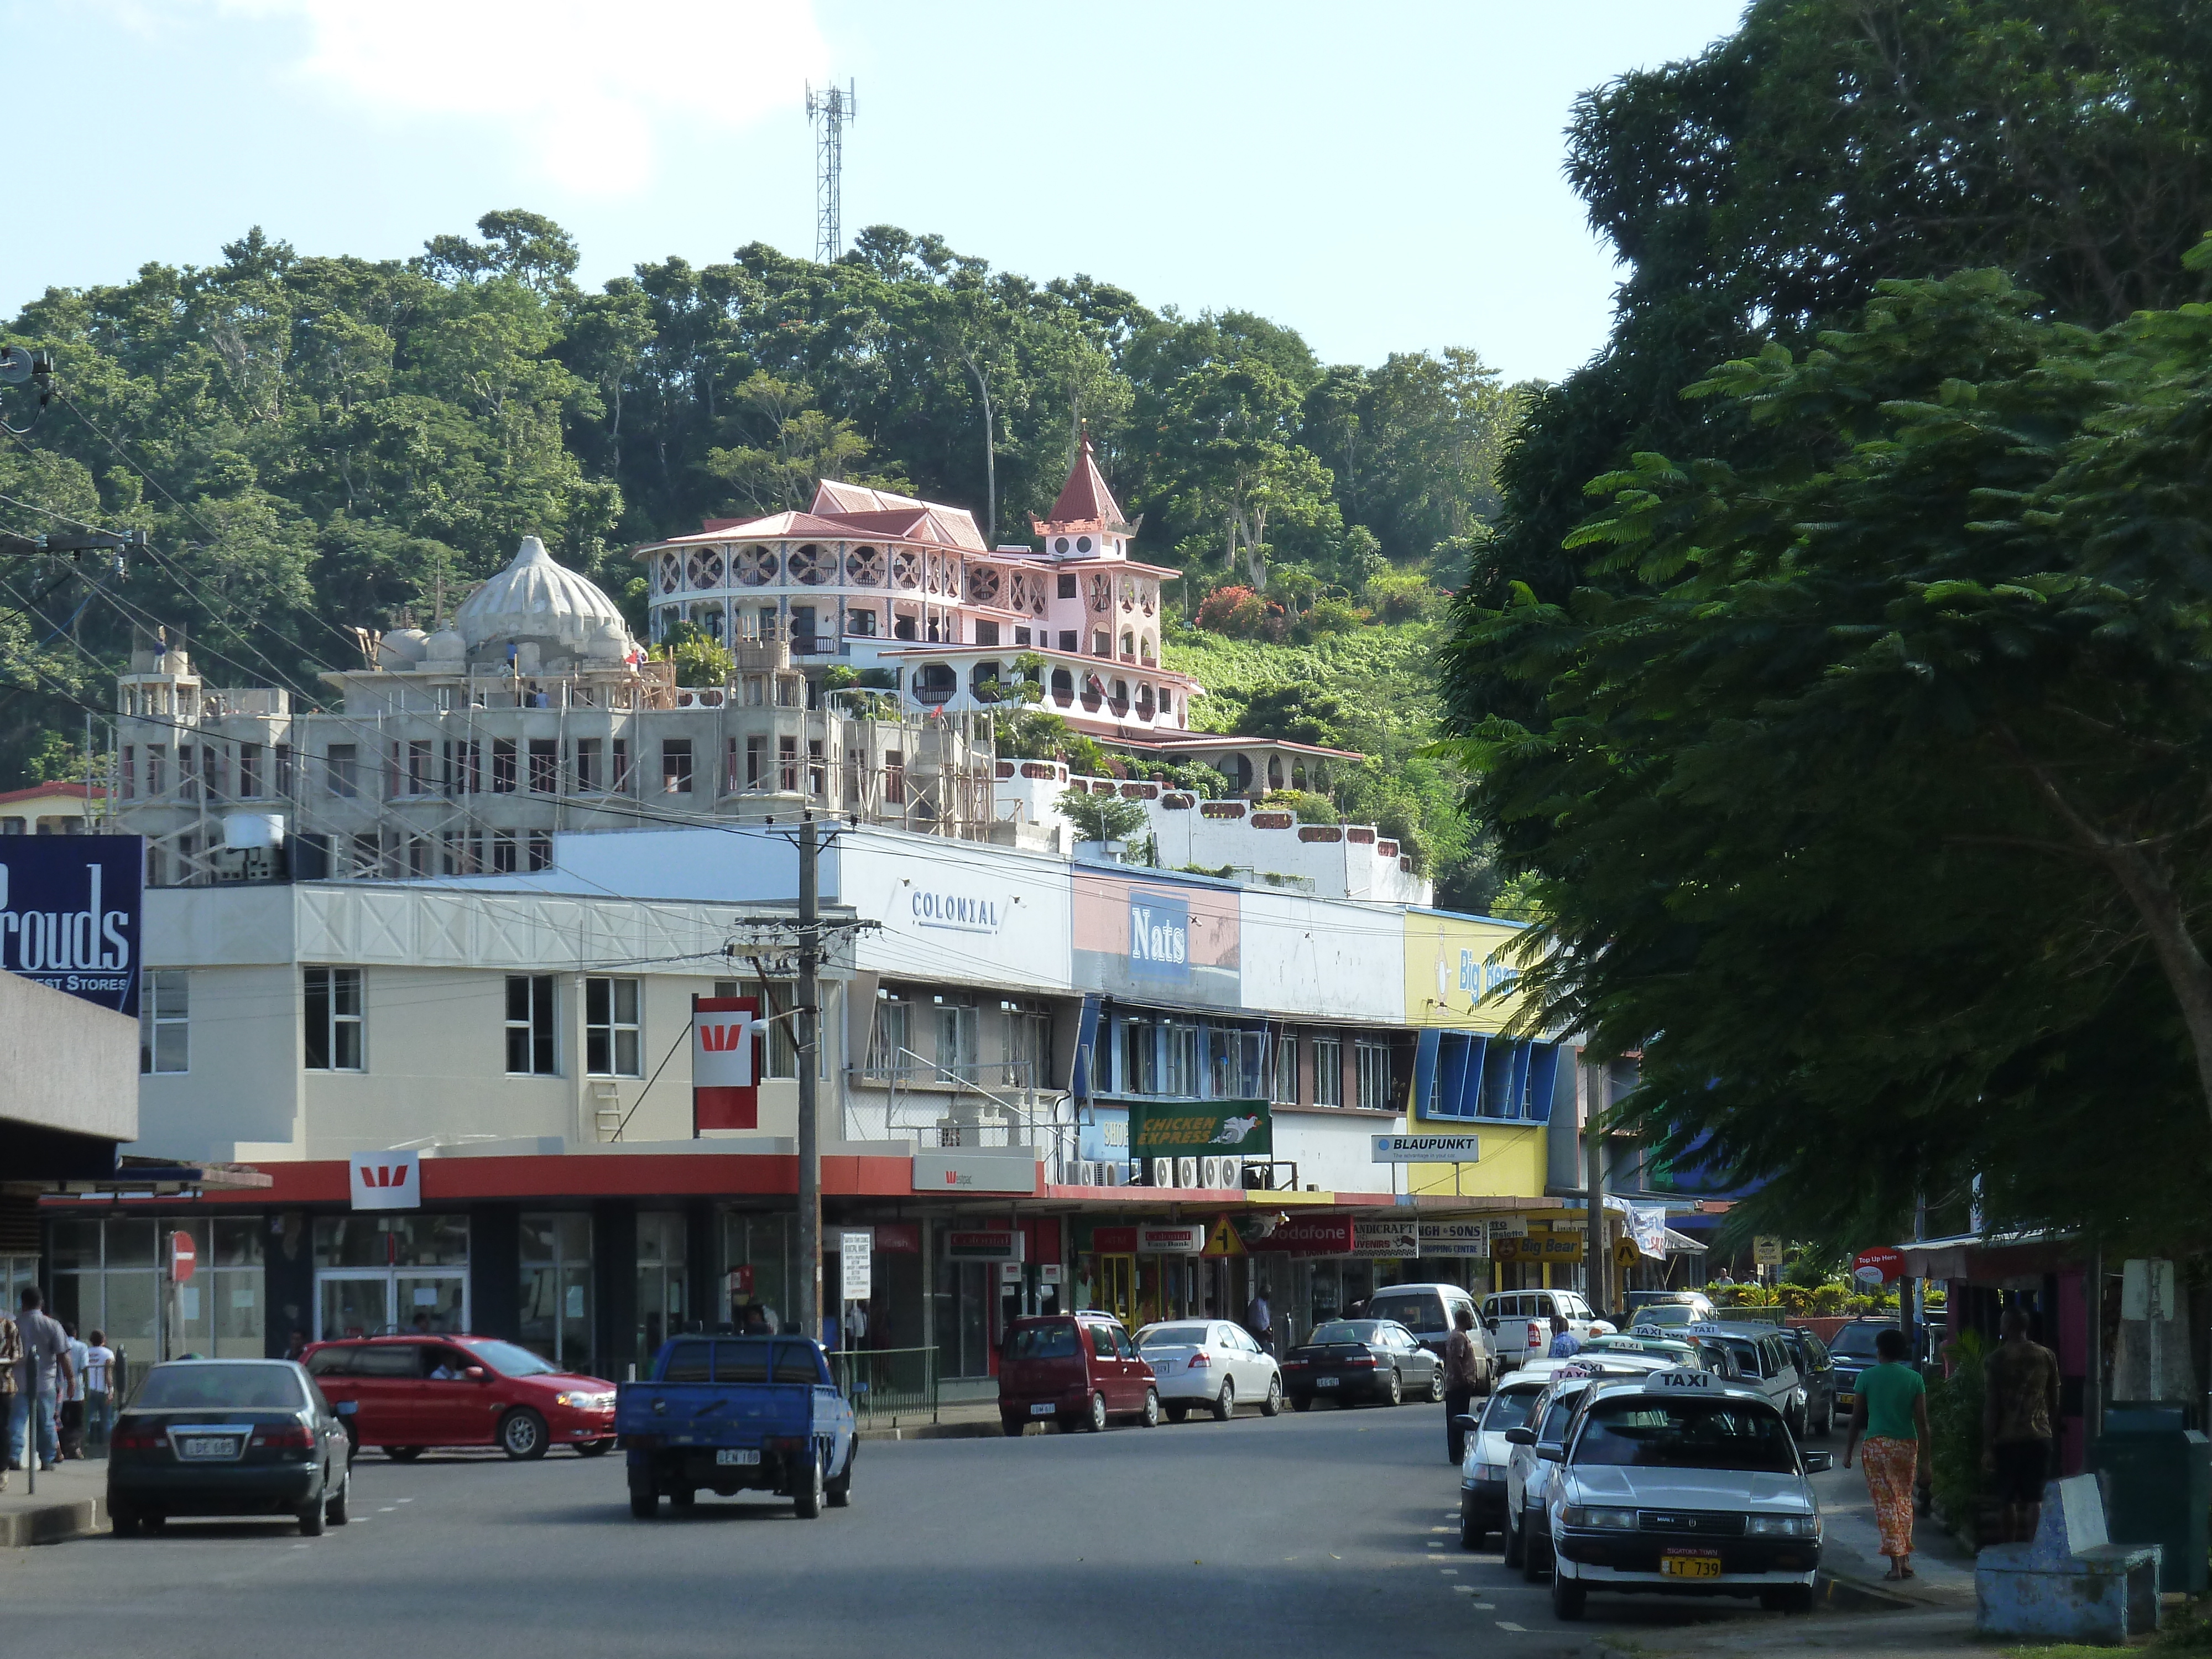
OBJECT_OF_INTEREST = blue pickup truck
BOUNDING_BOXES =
[616,1335,857,1519]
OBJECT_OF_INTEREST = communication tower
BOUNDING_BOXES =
[805,81,856,264]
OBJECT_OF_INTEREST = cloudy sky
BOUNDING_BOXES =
[7,1,1744,383]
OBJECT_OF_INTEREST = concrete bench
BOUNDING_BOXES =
[1975,1473,2162,1645]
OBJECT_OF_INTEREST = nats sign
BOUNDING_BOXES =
[693,995,762,1132]
[350,1149,421,1212]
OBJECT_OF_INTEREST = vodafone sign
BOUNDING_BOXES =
[1853,1245,1907,1286]
[693,995,761,1131]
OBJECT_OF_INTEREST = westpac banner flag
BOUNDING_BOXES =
[693,995,762,1132]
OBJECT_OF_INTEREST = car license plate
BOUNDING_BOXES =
[1661,1550,1723,1579]
[1316,1377,1340,1388]
[714,1448,761,1466]
[179,1436,238,1459]
[1030,1402,1056,1415]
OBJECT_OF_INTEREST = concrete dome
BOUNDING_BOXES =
[455,536,628,654]
[377,627,430,670]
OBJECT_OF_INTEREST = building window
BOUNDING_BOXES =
[808,739,826,797]
[527,833,551,872]
[884,749,905,805]
[846,608,876,637]
[1272,1032,1297,1105]
[140,969,189,1074]
[1002,999,1051,1090]
[519,1213,592,1369]
[505,975,557,1076]
[745,735,765,791]
[238,743,262,799]
[304,967,364,1071]
[1120,1016,1159,1095]
[975,619,1000,648]
[1355,1040,1392,1112]
[1207,1025,1264,1099]
[1163,1020,1199,1097]
[1057,573,1077,599]
[574,739,600,793]
[1014,626,1031,646]
[778,737,799,793]
[934,994,978,1083]
[490,832,518,874]
[491,738,518,793]
[528,739,558,793]
[1313,1036,1343,1107]
[325,744,358,798]
[866,992,910,1078]
[1092,630,1110,657]
[662,739,693,795]
[586,977,643,1077]
[612,739,631,791]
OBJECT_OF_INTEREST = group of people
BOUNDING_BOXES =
[0,1287,116,1488]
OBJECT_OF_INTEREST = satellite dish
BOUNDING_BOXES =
[0,346,34,385]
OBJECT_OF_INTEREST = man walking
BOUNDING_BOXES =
[1983,1307,2062,1545]
[1245,1285,1274,1357]
[9,1287,73,1476]
[1546,1313,1582,1359]
[82,1329,115,1453]
[1443,1305,1483,1464]
[0,1299,18,1490]
[57,1322,89,1460]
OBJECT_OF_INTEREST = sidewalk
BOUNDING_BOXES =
[0,1457,109,1547]
[854,1401,1008,1443]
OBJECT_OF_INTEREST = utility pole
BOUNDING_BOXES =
[796,811,822,1344]
[1583,1056,1607,1313]
[805,81,855,264]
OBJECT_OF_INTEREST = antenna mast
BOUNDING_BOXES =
[804,81,856,264]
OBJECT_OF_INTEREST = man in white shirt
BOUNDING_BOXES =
[58,1323,90,1459]
[81,1330,116,1451]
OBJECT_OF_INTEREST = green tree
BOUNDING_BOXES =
[1057,786,1150,843]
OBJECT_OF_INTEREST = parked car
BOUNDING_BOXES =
[1502,1358,1674,1578]
[1480,1289,1598,1365]
[1626,1296,1720,1337]
[1133,1320,1282,1421]
[1772,1328,1836,1437]
[1825,1319,1893,1421]
[1683,1323,1807,1434]
[1542,1366,1832,1621]
[1365,1284,1495,1387]
[617,1334,854,1518]
[1458,1371,1551,1550]
[1282,1319,1442,1410]
[998,1313,1159,1434]
[1579,1333,1730,1374]
[1623,1290,1717,1328]
[302,1334,617,1460]
[108,1359,352,1537]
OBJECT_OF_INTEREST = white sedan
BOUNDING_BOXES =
[1133,1321,1283,1421]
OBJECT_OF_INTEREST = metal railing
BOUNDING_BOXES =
[826,1345,940,1422]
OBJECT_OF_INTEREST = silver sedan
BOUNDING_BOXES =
[1133,1321,1283,1421]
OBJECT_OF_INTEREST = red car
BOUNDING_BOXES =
[998,1313,1160,1435]
[302,1335,617,1461]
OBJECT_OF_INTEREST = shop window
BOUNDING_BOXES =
[520,1213,592,1369]
[637,1212,686,1362]
[1355,1040,1392,1112]
[1313,1036,1343,1107]
[586,977,643,1076]
[505,974,558,1076]
[140,969,189,1074]
[304,966,364,1071]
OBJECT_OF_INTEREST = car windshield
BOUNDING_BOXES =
[1630,1305,1698,1328]
[132,1364,304,1411]
[1829,1325,1886,1359]
[1137,1324,1210,1349]
[1006,1324,1079,1360]
[1311,1321,1381,1345]
[1482,1388,1543,1433]
[1575,1397,1797,1473]
[1368,1296,1439,1332]
[463,1339,558,1377]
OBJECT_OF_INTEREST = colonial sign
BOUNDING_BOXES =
[0,835,144,1017]
[1127,1098,1272,1158]
[692,995,761,1131]
[944,1228,1025,1262]
[909,886,1006,935]
[349,1149,421,1212]
[1136,1224,1207,1256]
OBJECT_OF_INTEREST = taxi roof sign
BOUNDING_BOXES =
[1644,1366,1720,1392]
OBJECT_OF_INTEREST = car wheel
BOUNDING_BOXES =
[1142,1388,1161,1428]
[1212,1379,1235,1422]
[1504,1509,1526,1569]
[1290,1394,1312,1412]
[341,1421,359,1464]
[1522,1527,1550,1582]
[1086,1391,1108,1433]
[1762,1585,1816,1615]
[793,1446,825,1519]
[1460,1509,1485,1552]
[1260,1375,1283,1417]
[1001,1415,1026,1437]
[324,1465,350,1526]
[1427,1368,1447,1404]
[576,1438,614,1457]
[826,1445,853,1508]
[1384,1369,1402,1408]
[629,1489,658,1519]
[384,1446,423,1463]
[499,1408,549,1461]
[298,1491,326,1537]
[1551,1567,1587,1621]
[1814,1399,1833,1438]
[110,1504,141,1538]
[1167,1404,1191,1423]
[670,1487,697,1508]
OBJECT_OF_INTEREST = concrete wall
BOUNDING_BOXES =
[0,967,137,1142]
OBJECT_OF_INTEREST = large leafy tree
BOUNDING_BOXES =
[1460,264,2212,1250]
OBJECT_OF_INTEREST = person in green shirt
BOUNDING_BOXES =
[1842,1328,1932,1578]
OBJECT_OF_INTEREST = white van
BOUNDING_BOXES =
[1480,1289,1598,1364]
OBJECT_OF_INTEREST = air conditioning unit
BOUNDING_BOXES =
[1103,1162,1125,1186]
[1152,1158,1177,1188]
[1176,1156,1199,1190]
[1201,1156,1239,1189]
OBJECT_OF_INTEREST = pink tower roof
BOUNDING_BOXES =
[1035,429,1130,535]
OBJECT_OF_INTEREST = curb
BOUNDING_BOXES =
[1815,1571,1923,1613]
[0,1494,106,1548]
[854,1420,1007,1443]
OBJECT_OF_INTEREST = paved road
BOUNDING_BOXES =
[0,1401,1837,1658]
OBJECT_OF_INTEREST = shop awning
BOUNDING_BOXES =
[1897,1228,2069,1281]
[1663,1228,1706,1254]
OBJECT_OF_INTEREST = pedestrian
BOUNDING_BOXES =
[1546,1314,1582,1359]
[1245,1284,1274,1357]
[1841,1327,1931,1579]
[0,1299,19,1491]
[1982,1307,2062,1545]
[284,1329,309,1362]
[82,1329,115,1452]
[1442,1305,1482,1465]
[9,1287,72,1476]
[58,1321,89,1460]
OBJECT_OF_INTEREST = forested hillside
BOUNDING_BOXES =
[0,211,1517,899]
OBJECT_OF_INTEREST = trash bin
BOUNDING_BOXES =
[2093,1407,2210,1594]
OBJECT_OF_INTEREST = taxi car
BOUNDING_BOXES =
[1683,1323,1806,1434]
[1458,1370,1551,1549]
[1501,1357,1673,1578]
[1540,1366,1832,1620]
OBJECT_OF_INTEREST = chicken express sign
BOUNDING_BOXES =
[1125,1099,1272,1157]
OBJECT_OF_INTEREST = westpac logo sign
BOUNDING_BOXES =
[349,1149,421,1212]
[693,995,761,1131]
[1127,891,1189,982]
[0,836,143,1017]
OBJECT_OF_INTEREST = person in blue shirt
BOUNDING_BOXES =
[1546,1314,1582,1359]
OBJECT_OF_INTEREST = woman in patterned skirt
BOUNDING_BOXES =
[1842,1327,1932,1578]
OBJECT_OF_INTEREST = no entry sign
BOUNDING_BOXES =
[169,1230,197,1284]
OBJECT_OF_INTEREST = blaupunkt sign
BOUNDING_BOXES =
[0,836,143,1018]
[1127,1098,1272,1157]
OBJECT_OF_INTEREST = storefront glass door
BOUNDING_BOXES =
[316,1270,468,1339]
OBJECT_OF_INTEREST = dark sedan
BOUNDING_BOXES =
[1282,1319,1442,1410]
[108,1359,352,1537]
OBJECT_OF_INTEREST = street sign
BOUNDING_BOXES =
[1202,1217,1246,1258]
[1371,1134,1481,1164]
[945,1228,1024,1262]
[1137,1224,1207,1256]
[1415,1221,1490,1258]
[692,995,761,1131]
[839,1231,872,1302]
[169,1230,197,1284]
[1753,1237,1783,1267]
[1614,1237,1640,1272]
[1852,1245,1906,1286]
